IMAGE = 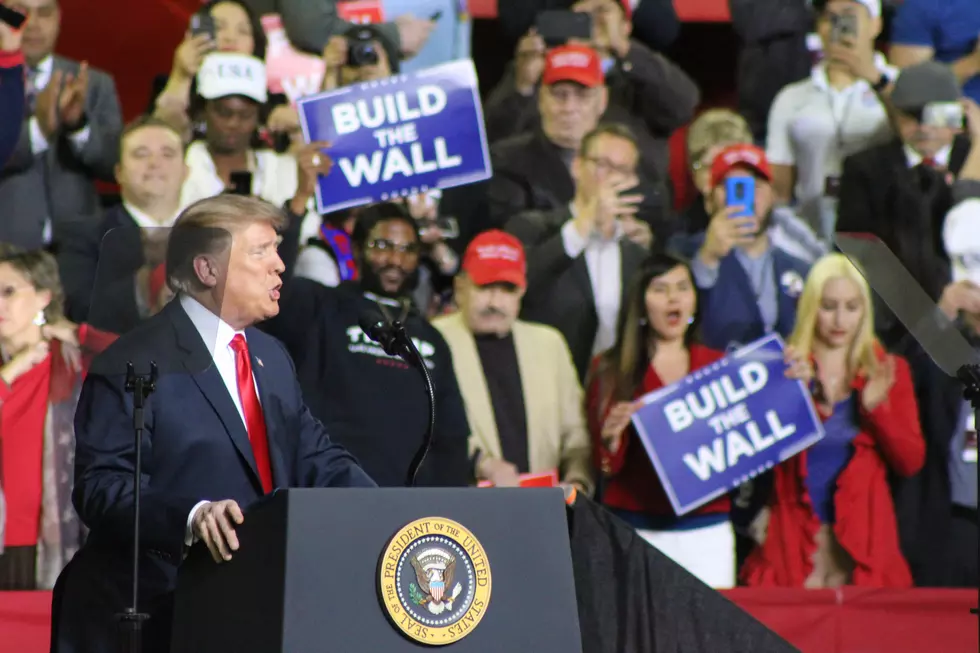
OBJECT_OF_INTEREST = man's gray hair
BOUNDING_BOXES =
[165,194,287,293]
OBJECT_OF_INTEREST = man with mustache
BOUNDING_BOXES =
[262,202,470,487]
[433,231,593,492]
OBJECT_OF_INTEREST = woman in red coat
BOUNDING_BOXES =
[587,252,809,587]
[0,245,116,590]
[742,254,925,588]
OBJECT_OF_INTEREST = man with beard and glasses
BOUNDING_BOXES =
[433,231,593,494]
[261,202,470,487]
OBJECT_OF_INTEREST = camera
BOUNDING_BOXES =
[922,102,964,129]
[347,28,380,68]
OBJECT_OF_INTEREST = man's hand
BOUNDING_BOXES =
[395,15,435,59]
[477,457,521,487]
[620,216,653,249]
[59,62,89,131]
[572,178,643,239]
[289,141,333,215]
[939,279,980,318]
[34,69,62,138]
[698,207,757,267]
[598,2,631,59]
[322,36,348,73]
[963,98,980,140]
[826,39,879,83]
[192,500,244,563]
[514,29,545,96]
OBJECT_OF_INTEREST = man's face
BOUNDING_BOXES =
[457,276,524,337]
[340,39,392,85]
[8,0,60,65]
[572,132,639,197]
[359,219,420,297]
[204,96,259,155]
[895,111,957,159]
[213,221,284,328]
[539,81,607,150]
[115,126,186,206]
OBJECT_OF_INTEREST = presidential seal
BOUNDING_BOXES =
[379,517,491,645]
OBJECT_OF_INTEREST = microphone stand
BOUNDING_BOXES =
[389,321,436,487]
[116,362,157,653]
[955,363,980,617]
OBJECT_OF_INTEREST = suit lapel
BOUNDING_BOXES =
[244,331,288,488]
[444,315,502,460]
[168,302,263,490]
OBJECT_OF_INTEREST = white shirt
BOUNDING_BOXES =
[295,246,341,288]
[766,54,897,211]
[28,55,92,156]
[904,143,953,169]
[179,294,252,545]
[560,209,623,356]
[180,141,320,245]
[122,201,180,230]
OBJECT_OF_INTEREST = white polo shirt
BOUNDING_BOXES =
[766,55,897,223]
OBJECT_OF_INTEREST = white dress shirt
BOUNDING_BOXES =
[904,143,953,169]
[179,294,252,544]
[28,55,92,156]
[559,209,624,356]
[122,201,180,229]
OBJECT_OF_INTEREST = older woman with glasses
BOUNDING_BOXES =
[0,246,115,590]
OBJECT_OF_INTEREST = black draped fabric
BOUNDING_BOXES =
[567,496,799,653]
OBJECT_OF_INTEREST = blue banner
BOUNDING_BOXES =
[296,59,491,215]
[631,334,824,516]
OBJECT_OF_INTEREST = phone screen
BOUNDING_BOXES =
[725,177,756,218]
[229,171,253,196]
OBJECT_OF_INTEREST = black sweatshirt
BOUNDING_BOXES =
[261,279,471,487]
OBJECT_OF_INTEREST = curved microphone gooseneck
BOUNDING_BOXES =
[357,313,436,487]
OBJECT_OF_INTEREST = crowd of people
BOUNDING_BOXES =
[0,0,977,617]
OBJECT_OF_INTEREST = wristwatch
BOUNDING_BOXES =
[872,73,890,93]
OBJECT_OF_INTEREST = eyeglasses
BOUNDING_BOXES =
[367,239,420,256]
[582,156,635,177]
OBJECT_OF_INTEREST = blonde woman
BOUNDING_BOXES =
[0,246,115,590]
[742,254,924,588]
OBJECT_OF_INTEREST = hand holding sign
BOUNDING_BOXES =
[783,345,813,384]
[289,141,333,215]
[602,401,640,454]
[861,355,896,413]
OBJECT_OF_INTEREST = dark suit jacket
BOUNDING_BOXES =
[836,136,971,348]
[0,52,24,169]
[0,56,122,249]
[506,206,648,380]
[51,299,375,653]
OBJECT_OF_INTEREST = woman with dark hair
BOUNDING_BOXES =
[585,251,737,587]
[0,246,116,590]
[150,0,286,143]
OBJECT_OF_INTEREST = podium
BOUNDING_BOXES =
[170,488,582,652]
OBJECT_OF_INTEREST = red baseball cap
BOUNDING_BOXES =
[541,44,604,88]
[709,144,772,188]
[462,230,527,289]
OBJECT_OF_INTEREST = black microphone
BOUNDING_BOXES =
[357,310,414,363]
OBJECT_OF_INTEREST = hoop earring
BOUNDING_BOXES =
[33,311,46,327]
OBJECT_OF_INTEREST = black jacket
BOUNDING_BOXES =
[261,280,471,487]
[506,206,648,380]
[836,136,972,349]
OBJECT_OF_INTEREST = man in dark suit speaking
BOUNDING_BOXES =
[52,195,376,653]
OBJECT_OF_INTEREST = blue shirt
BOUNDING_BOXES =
[806,396,860,524]
[891,0,980,104]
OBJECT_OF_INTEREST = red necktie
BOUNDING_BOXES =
[922,156,937,169]
[230,334,273,493]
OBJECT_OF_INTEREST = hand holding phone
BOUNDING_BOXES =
[923,102,964,129]
[535,10,593,48]
[190,11,216,41]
